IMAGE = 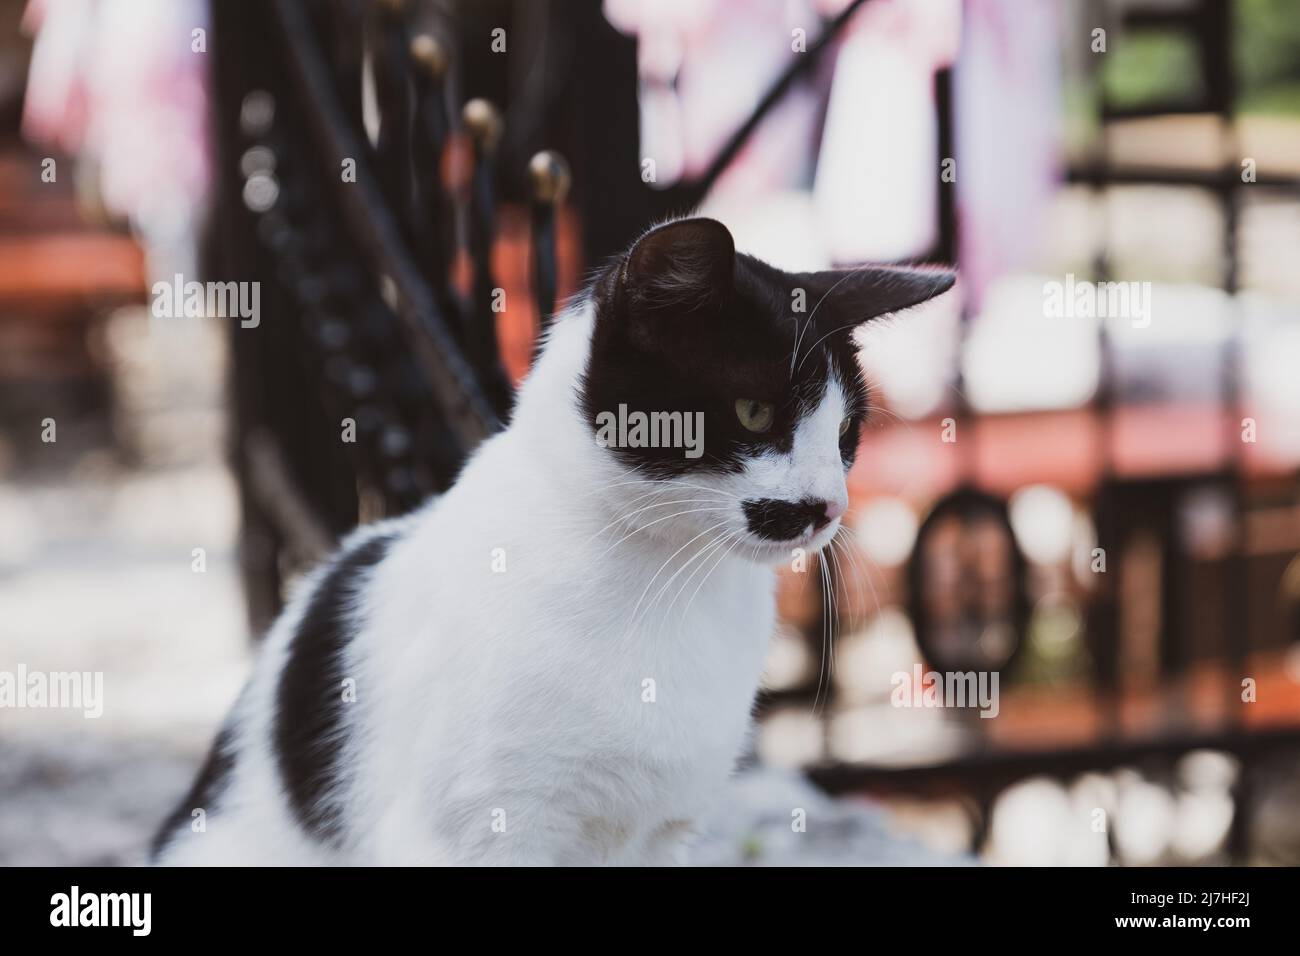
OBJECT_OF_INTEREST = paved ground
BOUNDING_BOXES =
[1,732,961,866]
[0,309,248,866]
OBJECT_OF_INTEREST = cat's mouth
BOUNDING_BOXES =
[743,519,840,559]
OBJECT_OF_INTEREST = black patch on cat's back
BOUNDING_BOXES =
[274,532,395,844]
[151,726,237,858]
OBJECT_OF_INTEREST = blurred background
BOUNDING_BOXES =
[2,0,1300,866]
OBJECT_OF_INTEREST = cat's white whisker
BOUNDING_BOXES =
[677,530,744,626]
[625,520,732,635]
[586,496,735,547]
[597,507,732,557]
[665,529,739,625]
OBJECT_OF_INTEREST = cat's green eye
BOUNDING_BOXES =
[839,416,852,437]
[735,399,775,433]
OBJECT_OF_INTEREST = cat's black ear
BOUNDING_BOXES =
[621,218,735,315]
[798,265,955,331]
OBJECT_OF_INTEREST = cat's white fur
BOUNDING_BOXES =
[155,297,851,866]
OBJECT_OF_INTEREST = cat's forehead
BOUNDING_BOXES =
[732,254,804,344]
[722,254,823,342]
[728,255,861,400]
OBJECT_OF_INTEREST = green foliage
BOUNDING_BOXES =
[1097,2,1300,117]
[1102,29,1203,111]
[1236,0,1300,114]
[1237,0,1300,91]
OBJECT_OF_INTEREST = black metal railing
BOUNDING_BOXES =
[212,0,534,626]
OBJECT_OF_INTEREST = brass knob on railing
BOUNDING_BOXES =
[462,99,502,155]
[409,34,447,79]
[528,150,571,205]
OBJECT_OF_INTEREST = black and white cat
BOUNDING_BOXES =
[152,218,952,865]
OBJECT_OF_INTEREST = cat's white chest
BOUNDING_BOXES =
[390,530,769,868]
[553,558,775,861]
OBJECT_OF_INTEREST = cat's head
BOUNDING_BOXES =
[580,217,953,565]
